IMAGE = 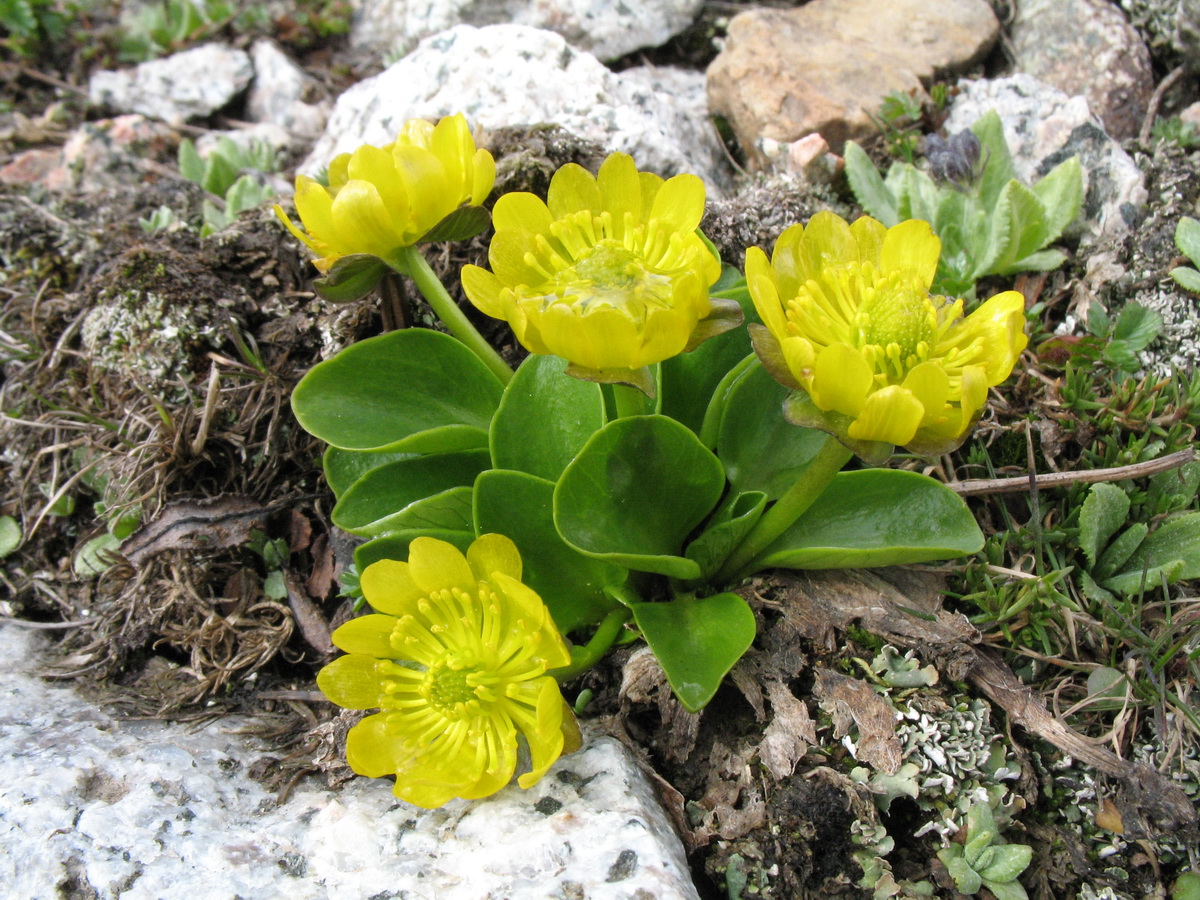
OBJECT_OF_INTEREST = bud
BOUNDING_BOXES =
[925,130,983,189]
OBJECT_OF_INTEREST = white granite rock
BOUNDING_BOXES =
[349,0,704,62]
[944,75,1148,243]
[0,625,699,900]
[247,39,330,139]
[88,43,254,125]
[303,24,733,192]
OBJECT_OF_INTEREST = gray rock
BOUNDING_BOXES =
[1011,0,1153,140]
[944,75,1148,243]
[706,0,999,166]
[0,625,699,900]
[247,40,330,140]
[302,24,733,192]
[88,43,254,125]
[349,0,703,62]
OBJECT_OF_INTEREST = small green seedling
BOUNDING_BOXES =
[247,529,290,600]
[845,110,1083,300]
[1083,300,1163,374]
[0,515,21,558]
[1170,216,1200,293]
[178,137,279,236]
[1152,117,1200,151]
[937,802,1032,900]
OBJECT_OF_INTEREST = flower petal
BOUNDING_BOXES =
[901,361,951,425]
[467,533,523,583]
[360,558,424,616]
[493,192,552,235]
[880,218,940,288]
[547,163,601,219]
[330,180,404,259]
[797,211,858,283]
[849,215,887,267]
[847,385,924,445]
[330,614,398,657]
[317,654,387,709]
[408,536,476,595]
[597,152,641,240]
[461,265,508,319]
[345,712,414,778]
[648,173,706,235]
[810,342,873,417]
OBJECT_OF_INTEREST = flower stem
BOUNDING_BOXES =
[714,435,853,584]
[390,245,513,384]
[550,606,632,683]
[612,383,648,419]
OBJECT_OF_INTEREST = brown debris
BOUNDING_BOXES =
[813,668,903,775]
[122,495,283,567]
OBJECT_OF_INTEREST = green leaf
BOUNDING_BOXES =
[332,451,489,536]
[1171,265,1200,293]
[941,851,983,895]
[354,532,460,576]
[1030,156,1083,240]
[311,254,389,303]
[717,361,828,499]
[178,137,205,184]
[555,415,725,579]
[979,844,1033,884]
[898,165,939,225]
[1176,216,1200,264]
[292,328,504,450]
[627,592,756,712]
[844,141,899,226]
[263,569,288,600]
[490,354,606,481]
[224,174,272,216]
[474,470,625,633]
[984,880,1029,900]
[971,111,1017,209]
[1102,558,1185,595]
[418,205,491,243]
[0,516,22,558]
[1093,522,1147,580]
[1006,248,1067,273]
[698,352,758,449]
[753,469,983,571]
[975,182,1013,278]
[202,150,239,197]
[354,529,475,572]
[991,181,1051,275]
[1147,459,1200,512]
[684,492,767,580]
[1078,482,1130,566]
[324,446,418,499]
[1112,302,1163,351]
[1122,512,1200,581]
[73,533,122,577]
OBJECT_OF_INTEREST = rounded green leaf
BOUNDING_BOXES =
[554,415,725,579]
[754,469,983,570]
[324,446,418,499]
[490,354,606,481]
[628,592,756,712]
[292,329,504,450]
[684,492,766,580]
[333,451,487,536]
[474,469,624,633]
[0,516,22,558]
[1124,511,1200,580]
[718,361,828,499]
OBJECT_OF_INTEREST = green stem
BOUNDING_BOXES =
[550,606,632,683]
[612,383,647,419]
[391,245,513,385]
[715,434,853,584]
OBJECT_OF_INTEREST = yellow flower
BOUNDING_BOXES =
[461,152,733,390]
[275,113,495,272]
[747,211,1027,456]
[317,534,581,809]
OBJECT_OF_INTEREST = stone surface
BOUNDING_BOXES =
[1011,0,1153,140]
[88,43,254,125]
[349,0,703,62]
[0,625,699,899]
[944,75,1148,243]
[303,24,733,191]
[0,115,178,193]
[706,0,999,165]
[247,39,330,140]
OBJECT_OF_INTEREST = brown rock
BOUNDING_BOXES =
[706,0,999,166]
[1010,0,1153,140]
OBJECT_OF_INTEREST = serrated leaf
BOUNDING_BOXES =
[1170,265,1200,293]
[1112,301,1163,351]
[899,165,939,225]
[1078,482,1130,566]
[1102,558,1185,595]
[975,182,1013,278]
[1119,511,1200,581]
[1093,522,1148,580]
[991,181,1051,275]
[1030,156,1083,240]
[843,141,899,226]
[1175,216,1200,264]
[1006,248,1067,273]
[970,111,1017,208]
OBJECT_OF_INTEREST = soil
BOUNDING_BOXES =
[3,2,1200,899]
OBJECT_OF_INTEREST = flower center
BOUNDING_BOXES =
[553,239,674,322]
[853,278,939,380]
[425,661,483,716]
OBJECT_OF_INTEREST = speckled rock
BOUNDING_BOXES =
[944,75,1148,243]
[246,40,330,140]
[303,24,733,191]
[706,0,999,166]
[348,0,703,62]
[88,43,253,125]
[1011,0,1153,140]
[0,625,699,900]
